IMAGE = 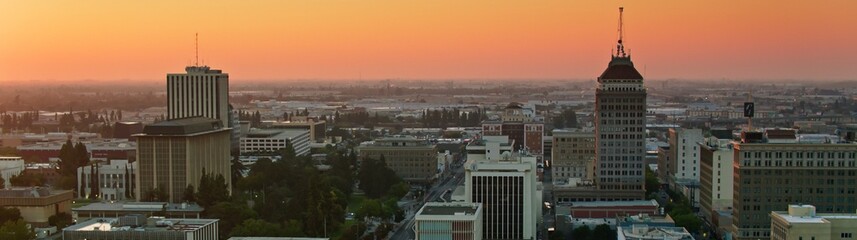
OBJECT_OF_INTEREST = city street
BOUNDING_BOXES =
[389,161,466,240]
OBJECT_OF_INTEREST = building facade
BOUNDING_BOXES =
[77,159,137,201]
[771,205,857,240]
[134,117,232,203]
[239,129,310,155]
[464,143,540,240]
[730,131,857,239]
[167,66,230,128]
[481,103,544,159]
[414,202,483,240]
[552,128,596,181]
[594,49,647,199]
[358,136,438,183]
[0,188,73,227]
[698,132,735,228]
[0,156,24,189]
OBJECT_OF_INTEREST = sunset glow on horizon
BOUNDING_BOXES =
[1,1,856,83]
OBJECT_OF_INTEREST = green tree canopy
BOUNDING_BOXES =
[0,220,35,240]
[230,219,286,237]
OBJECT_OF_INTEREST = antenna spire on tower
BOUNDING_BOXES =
[616,7,627,57]
[195,33,199,66]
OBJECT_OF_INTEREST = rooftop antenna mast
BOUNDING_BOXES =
[616,7,627,57]
[195,33,199,66]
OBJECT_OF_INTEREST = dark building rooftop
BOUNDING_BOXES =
[141,117,224,136]
[599,63,643,80]
[419,204,480,216]
[710,129,734,140]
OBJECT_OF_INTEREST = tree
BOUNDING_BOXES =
[196,172,230,208]
[673,214,702,233]
[230,219,286,237]
[592,224,615,240]
[357,155,399,198]
[550,230,566,240]
[571,226,591,240]
[143,185,169,202]
[356,199,384,220]
[74,142,91,169]
[124,165,132,199]
[183,185,196,203]
[0,220,35,240]
[231,155,246,187]
[48,212,73,229]
[0,207,22,224]
[645,167,660,197]
[57,140,78,176]
[206,202,259,238]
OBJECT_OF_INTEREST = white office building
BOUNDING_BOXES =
[76,160,137,201]
[668,128,703,207]
[464,136,541,240]
[0,156,24,189]
[239,129,310,156]
[167,66,230,128]
[415,202,483,240]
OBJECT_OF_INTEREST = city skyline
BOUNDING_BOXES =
[2,1,857,83]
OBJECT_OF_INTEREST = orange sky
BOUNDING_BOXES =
[1,1,856,82]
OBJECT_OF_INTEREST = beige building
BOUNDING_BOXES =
[358,136,438,183]
[771,204,857,240]
[414,202,483,240]
[730,130,857,240]
[134,117,232,203]
[0,188,73,227]
[551,128,595,181]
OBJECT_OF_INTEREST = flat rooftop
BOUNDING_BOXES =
[246,129,308,139]
[563,200,659,208]
[64,217,217,233]
[74,202,204,213]
[416,202,482,219]
[139,117,227,136]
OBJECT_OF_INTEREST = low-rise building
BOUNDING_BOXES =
[73,202,204,222]
[414,202,483,240]
[0,156,24,189]
[771,204,857,240]
[16,138,136,163]
[62,217,219,240]
[0,187,73,227]
[358,136,438,183]
[240,129,310,155]
[77,159,137,201]
[617,224,693,240]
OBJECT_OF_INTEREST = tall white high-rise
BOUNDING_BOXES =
[167,66,229,127]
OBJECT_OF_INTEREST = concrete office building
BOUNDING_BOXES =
[464,136,541,240]
[414,202,483,240]
[76,159,137,201]
[770,204,857,240]
[0,188,73,227]
[167,66,229,128]
[667,128,703,207]
[656,146,671,185]
[358,136,438,183]
[240,129,310,155]
[62,217,219,240]
[134,117,231,203]
[593,8,647,200]
[730,129,857,240]
[552,128,596,181]
[698,129,735,230]
[266,118,327,143]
